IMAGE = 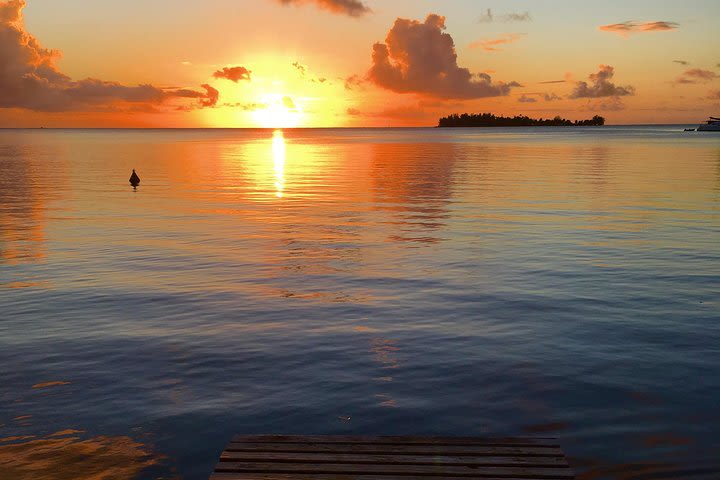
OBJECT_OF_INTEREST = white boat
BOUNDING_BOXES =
[697,116,720,131]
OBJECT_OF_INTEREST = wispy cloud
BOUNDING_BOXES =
[539,79,566,84]
[275,0,371,17]
[674,68,718,85]
[469,33,525,52]
[344,74,365,90]
[599,20,679,37]
[582,97,627,111]
[518,92,562,102]
[292,61,329,84]
[673,60,689,66]
[478,9,531,23]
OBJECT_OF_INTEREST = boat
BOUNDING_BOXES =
[697,116,720,131]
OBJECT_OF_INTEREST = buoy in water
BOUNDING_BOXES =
[129,169,140,187]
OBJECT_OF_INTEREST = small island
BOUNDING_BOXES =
[438,113,605,128]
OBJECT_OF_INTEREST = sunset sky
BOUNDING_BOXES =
[1,0,719,127]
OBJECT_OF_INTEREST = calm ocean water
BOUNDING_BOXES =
[1,126,719,479]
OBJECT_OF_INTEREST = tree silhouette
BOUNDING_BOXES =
[438,113,605,127]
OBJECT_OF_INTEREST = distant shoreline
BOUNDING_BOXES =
[438,113,605,128]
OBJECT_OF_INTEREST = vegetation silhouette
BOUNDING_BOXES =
[438,113,605,127]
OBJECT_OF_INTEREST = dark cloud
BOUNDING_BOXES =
[673,60,689,65]
[368,14,518,99]
[213,66,251,82]
[570,65,635,98]
[469,33,525,52]
[275,0,370,17]
[674,68,718,84]
[599,20,679,36]
[478,9,531,23]
[518,94,537,103]
[0,0,216,112]
[539,79,566,84]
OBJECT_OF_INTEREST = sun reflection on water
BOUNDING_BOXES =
[272,129,286,198]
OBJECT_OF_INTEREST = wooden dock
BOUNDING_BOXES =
[211,435,575,479]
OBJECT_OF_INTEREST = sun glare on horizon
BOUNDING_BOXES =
[253,94,304,128]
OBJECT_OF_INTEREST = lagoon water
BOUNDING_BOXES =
[1,127,719,479]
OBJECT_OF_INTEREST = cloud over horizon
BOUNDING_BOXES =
[213,66,252,82]
[570,65,635,98]
[275,0,370,17]
[599,21,679,36]
[0,0,217,112]
[368,14,519,99]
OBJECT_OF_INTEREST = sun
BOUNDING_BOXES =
[252,94,304,128]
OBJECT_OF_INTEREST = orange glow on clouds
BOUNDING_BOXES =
[0,0,718,126]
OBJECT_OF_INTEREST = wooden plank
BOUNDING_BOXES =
[219,451,569,467]
[212,474,554,480]
[224,443,564,457]
[211,474,556,480]
[214,461,575,478]
[230,435,560,447]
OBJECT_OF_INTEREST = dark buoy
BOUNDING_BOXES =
[129,169,140,189]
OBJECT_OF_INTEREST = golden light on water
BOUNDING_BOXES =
[272,130,286,198]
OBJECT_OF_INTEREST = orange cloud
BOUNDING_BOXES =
[275,0,370,17]
[367,14,519,99]
[0,0,216,112]
[570,65,635,98]
[599,20,679,36]
[213,66,252,82]
[469,33,525,52]
[674,68,718,85]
